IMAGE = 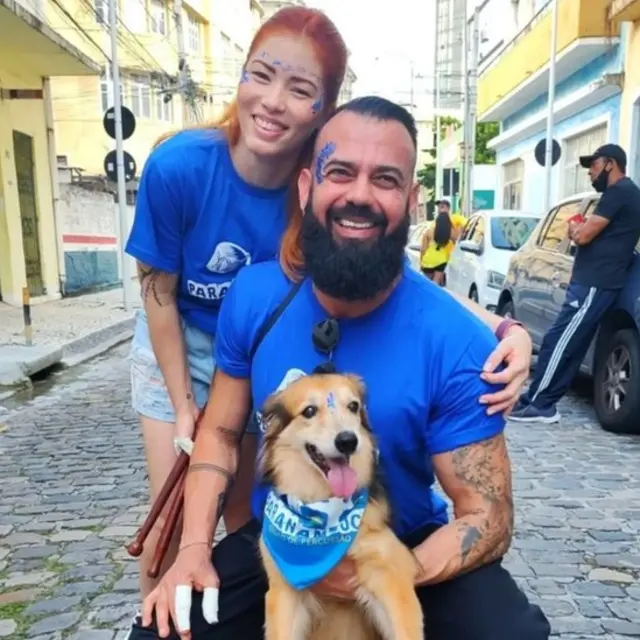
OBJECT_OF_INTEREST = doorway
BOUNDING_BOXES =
[12,130,44,297]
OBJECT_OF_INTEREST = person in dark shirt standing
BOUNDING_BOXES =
[510,143,640,423]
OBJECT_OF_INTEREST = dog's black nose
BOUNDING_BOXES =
[334,430,358,455]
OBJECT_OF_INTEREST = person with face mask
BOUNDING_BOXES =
[134,97,549,640]
[510,143,640,424]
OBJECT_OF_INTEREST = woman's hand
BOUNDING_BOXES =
[479,325,532,416]
[173,399,200,456]
[141,543,219,639]
[310,558,358,601]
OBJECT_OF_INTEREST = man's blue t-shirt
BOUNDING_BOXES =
[215,261,506,539]
[125,130,289,335]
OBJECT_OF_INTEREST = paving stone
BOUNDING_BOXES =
[0,620,17,638]
[2,343,639,640]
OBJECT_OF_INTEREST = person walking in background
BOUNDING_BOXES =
[420,199,466,285]
[510,144,640,424]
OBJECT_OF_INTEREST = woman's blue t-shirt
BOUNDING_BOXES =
[125,130,289,335]
[214,261,506,539]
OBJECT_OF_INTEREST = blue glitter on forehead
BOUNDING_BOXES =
[315,142,336,184]
[326,392,336,409]
[240,69,249,84]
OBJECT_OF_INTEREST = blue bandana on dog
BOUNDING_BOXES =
[261,488,368,591]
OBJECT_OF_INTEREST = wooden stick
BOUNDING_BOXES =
[125,452,189,558]
[148,471,187,579]
[126,404,207,559]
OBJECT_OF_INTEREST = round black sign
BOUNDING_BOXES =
[104,150,137,182]
[534,138,561,167]
[103,106,136,141]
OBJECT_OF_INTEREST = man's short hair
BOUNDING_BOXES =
[327,96,418,149]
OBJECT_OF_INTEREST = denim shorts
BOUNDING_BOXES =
[130,310,215,423]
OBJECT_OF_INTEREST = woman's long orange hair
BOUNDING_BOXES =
[154,7,348,280]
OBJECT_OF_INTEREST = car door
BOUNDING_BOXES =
[536,200,582,332]
[512,210,558,341]
[447,215,478,295]
[447,216,478,296]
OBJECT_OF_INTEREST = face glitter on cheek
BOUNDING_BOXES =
[315,142,336,184]
[311,96,323,115]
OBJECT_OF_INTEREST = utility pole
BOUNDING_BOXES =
[463,6,480,216]
[173,0,195,124]
[543,0,559,213]
[108,0,133,312]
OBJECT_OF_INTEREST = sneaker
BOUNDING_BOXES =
[508,404,560,424]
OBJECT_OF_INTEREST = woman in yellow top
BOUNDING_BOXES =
[420,199,467,285]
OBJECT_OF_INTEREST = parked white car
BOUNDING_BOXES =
[405,221,429,272]
[445,209,541,311]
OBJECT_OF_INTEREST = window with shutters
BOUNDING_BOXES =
[562,124,607,198]
[502,159,524,209]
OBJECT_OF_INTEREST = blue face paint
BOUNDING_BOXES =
[311,96,323,115]
[315,142,336,184]
[272,59,281,66]
[326,392,336,410]
[240,69,249,84]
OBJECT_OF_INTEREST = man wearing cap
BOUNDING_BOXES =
[510,143,640,423]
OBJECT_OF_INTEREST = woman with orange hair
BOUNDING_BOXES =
[125,6,349,600]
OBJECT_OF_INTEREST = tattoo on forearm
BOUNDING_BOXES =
[450,436,514,570]
[187,463,234,484]
[137,265,176,308]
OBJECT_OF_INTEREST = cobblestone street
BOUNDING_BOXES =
[0,343,639,639]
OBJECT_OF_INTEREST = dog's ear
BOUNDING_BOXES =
[260,393,294,437]
[344,373,367,402]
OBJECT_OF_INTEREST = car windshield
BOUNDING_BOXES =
[491,216,539,251]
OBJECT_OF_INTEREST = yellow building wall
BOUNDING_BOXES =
[619,20,640,154]
[50,74,185,176]
[0,67,59,305]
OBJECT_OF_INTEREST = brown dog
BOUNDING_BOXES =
[258,373,423,640]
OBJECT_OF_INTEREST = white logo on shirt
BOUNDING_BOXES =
[256,368,307,433]
[206,242,251,274]
[186,242,252,302]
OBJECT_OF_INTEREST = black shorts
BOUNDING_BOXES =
[127,520,550,640]
[422,263,447,275]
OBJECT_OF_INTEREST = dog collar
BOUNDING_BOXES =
[261,488,368,591]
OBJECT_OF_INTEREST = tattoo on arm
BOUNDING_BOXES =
[137,264,177,308]
[187,423,248,524]
[450,436,514,569]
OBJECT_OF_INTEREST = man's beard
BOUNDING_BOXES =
[300,201,410,301]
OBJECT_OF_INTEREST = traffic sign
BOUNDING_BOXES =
[104,150,137,183]
[103,106,136,141]
[534,138,561,167]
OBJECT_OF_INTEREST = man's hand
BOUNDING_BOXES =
[480,325,532,416]
[311,558,358,601]
[142,543,219,639]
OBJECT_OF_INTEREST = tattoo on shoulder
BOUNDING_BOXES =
[137,265,176,308]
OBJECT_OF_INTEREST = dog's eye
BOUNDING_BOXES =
[301,405,317,419]
[347,400,360,414]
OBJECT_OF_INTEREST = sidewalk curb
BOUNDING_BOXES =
[60,317,135,369]
[0,317,135,395]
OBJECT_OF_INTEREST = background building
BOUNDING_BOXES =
[477,0,622,213]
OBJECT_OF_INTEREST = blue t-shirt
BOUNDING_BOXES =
[125,130,289,335]
[215,261,506,540]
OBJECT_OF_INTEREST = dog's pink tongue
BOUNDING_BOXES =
[327,460,358,498]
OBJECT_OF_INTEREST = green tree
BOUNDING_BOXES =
[475,122,499,164]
